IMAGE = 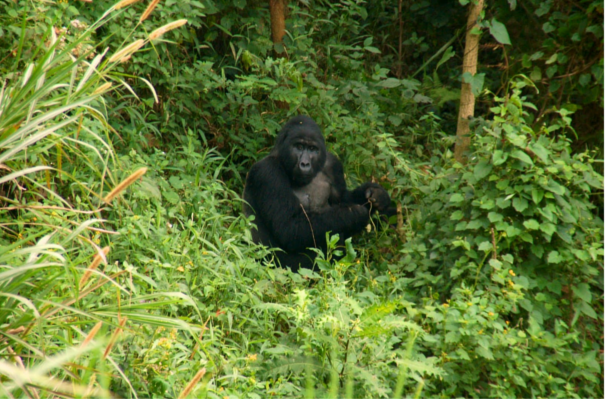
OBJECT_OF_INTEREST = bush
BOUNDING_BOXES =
[396,80,603,398]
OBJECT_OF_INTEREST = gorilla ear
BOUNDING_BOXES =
[275,130,288,147]
[271,124,290,156]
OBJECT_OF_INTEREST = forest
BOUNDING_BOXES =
[0,0,603,398]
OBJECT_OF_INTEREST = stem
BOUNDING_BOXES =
[454,0,484,164]
[393,330,418,398]
[397,0,403,78]
[411,30,462,79]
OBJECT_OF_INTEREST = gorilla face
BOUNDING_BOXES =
[276,116,327,186]
[288,135,323,184]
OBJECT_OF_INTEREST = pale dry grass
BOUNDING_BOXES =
[79,246,111,287]
[108,39,145,63]
[114,0,141,10]
[140,0,161,22]
[149,20,188,40]
[178,368,207,399]
[103,167,147,203]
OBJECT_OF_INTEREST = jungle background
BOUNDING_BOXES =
[0,0,603,398]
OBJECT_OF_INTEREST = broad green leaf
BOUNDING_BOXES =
[511,375,527,388]
[493,150,508,166]
[542,179,566,195]
[531,244,544,258]
[488,212,503,222]
[449,193,464,203]
[450,210,464,220]
[584,171,603,189]
[579,301,597,319]
[445,331,460,343]
[529,142,550,162]
[506,225,522,237]
[545,53,558,64]
[556,227,573,244]
[476,345,494,360]
[532,189,544,204]
[511,149,533,165]
[474,160,493,180]
[494,220,509,231]
[496,179,510,190]
[388,115,402,126]
[466,219,484,230]
[489,19,511,45]
[378,78,401,88]
[512,197,528,212]
[489,259,502,270]
[523,219,540,230]
[478,241,492,252]
[572,283,592,303]
[579,73,591,87]
[543,22,555,34]
[540,222,557,236]
[539,204,554,221]
[520,232,534,243]
[455,221,468,231]
[496,197,511,209]
[572,249,590,261]
[456,348,471,360]
[479,199,496,210]
[530,67,542,82]
[547,251,562,264]
[462,72,485,97]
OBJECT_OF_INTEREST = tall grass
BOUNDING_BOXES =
[0,2,190,398]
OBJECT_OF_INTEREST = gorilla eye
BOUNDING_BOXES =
[309,146,318,152]
[294,144,304,151]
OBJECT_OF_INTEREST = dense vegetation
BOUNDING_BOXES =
[0,0,602,398]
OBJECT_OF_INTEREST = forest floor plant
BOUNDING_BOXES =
[0,0,602,398]
[0,1,194,397]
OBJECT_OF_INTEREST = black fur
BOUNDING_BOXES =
[244,115,392,271]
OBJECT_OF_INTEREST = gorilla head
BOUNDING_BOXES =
[274,116,327,187]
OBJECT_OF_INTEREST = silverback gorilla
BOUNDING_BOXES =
[243,116,392,271]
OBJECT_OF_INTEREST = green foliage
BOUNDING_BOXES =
[397,79,603,398]
[0,3,203,398]
[0,0,602,399]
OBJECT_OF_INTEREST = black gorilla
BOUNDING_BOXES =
[243,115,391,271]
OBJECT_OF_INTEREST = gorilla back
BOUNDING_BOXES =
[243,115,392,271]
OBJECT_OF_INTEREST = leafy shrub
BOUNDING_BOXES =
[396,80,603,398]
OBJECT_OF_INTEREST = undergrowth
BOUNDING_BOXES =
[0,1,602,399]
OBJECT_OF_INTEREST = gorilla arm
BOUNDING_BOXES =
[324,153,392,213]
[244,157,370,253]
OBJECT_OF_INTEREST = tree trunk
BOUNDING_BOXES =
[269,0,289,109]
[454,0,484,164]
[396,0,403,78]
[269,0,287,57]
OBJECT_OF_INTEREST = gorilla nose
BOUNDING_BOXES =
[300,161,311,172]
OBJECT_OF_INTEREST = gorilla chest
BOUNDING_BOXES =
[293,172,335,213]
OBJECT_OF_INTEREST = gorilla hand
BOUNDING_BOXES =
[363,183,391,213]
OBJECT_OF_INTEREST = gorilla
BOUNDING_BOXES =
[243,115,392,271]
